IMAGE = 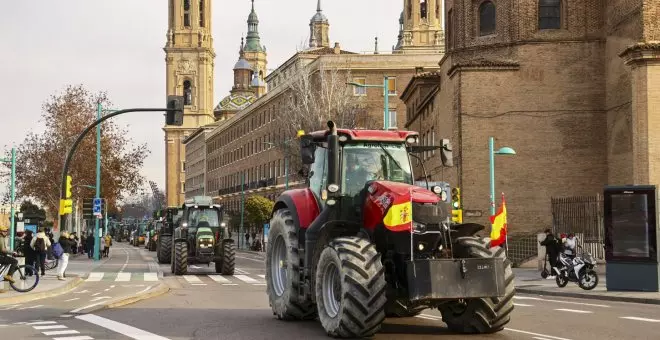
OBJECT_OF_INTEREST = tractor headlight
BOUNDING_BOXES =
[406,136,417,144]
[327,184,339,193]
[220,222,226,227]
[431,185,442,194]
[327,199,337,206]
[417,243,425,251]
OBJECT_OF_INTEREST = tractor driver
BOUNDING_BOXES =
[344,152,382,195]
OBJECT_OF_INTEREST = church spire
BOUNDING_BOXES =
[245,0,264,52]
[309,0,330,48]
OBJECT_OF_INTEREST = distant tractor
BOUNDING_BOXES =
[170,196,235,276]
[265,122,514,338]
[156,207,182,264]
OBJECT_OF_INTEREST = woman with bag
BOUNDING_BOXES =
[56,232,71,280]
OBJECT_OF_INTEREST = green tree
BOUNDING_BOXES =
[244,195,274,228]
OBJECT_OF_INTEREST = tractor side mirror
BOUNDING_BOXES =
[441,139,453,167]
[300,136,316,165]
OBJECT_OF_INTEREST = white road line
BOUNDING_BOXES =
[183,275,202,283]
[258,274,265,279]
[64,298,80,302]
[513,303,534,307]
[90,296,112,302]
[136,285,153,295]
[234,275,258,283]
[514,296,609,308]
[52,336,93,340]
[533,337,554,340]
[60,315,73,318]
[74,290,90,294]
[235,255,264,263]
[86,272,104,282]
[223,284,238,286]
[19,305,44,310]
[119,248,130,272]
[620,316,660,323]
[144,273,158,281]
[0,305,20,310]
[33,325,68,330]
[70,301,107,313]
[252,283,267,286]
[192,283,207,286]
[76,314,171,340]
[505,328,573,340]
[115,272,131,282]
[43,330,81,336]
[235,268,250,275]
[554,308,592,314]
[25,321,57,325]
[208,275,231,283]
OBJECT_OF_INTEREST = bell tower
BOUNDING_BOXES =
[395,0,444,53]
[163,0,215,207]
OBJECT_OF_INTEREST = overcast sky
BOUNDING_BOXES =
[0,0,430,201]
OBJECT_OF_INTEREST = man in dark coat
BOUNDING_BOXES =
[540,229,560,278]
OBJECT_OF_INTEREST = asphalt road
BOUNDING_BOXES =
[3,246,660,340]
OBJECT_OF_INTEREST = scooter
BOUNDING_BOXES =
[554,249,599,290]
[541,253,550,279]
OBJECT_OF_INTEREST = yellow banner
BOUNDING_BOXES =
[383,201,413,228]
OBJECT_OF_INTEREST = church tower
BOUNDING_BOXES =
[163,0,215,207]
[309,0,330,48]
[394,0,444,53]
[243,0,268,84]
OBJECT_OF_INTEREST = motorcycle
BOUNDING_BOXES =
[554,248,599,290]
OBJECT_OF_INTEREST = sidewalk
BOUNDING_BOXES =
[514,267,660,305]
[0,253,105,305]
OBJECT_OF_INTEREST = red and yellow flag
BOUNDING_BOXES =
[383,191,413,232]
[490,193,507,248]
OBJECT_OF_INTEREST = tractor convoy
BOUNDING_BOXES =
[265,122,515,338]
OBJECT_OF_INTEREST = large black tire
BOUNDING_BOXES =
[439,236,515,334]
[315,236,387,338]
[215,240,235,275]
[266,209,316,320]
[172,241,188,275]
[158,235,172,264]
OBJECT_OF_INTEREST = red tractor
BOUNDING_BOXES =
[265,122,514,338]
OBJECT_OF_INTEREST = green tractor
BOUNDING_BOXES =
[145,221,158,251]
[156,207,182,264]
[132,222,147,247]
[171,196,235,275]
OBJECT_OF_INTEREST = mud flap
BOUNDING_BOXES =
[406,258,506,301]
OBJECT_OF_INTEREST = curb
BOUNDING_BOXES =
[0,276,84,306]
[516,287,660,305]
[81,281,170,314]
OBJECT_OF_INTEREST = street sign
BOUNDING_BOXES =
[93,198,102,213]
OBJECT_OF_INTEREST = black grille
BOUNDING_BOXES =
[412,202,448,225]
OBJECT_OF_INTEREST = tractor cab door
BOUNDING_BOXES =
[308,147,328,208]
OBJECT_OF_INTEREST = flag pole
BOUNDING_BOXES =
[502,192,509,258]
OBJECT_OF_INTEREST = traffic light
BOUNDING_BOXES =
[451,187,462,223]
[59,199,72,215]
[166,95,184,126]
[451,209,463,224]
[65,175,73,199]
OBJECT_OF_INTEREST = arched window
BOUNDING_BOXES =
[478,1,496,36]
[199,0,205,27]
[183,0,191,27]
[420,0,427,19]
[539,0,561,29]
[183,80,192,105]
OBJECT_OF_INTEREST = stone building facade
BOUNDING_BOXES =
[182,124,215,198]
[403,0,660,234]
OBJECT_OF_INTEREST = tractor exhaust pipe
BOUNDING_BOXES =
[327,121,340,193]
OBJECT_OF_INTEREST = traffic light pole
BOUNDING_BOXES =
[58,108,180,235]
[94,103,101,261]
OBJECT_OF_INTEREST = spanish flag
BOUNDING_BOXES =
[490,193,507,248]
[383,192,413,232]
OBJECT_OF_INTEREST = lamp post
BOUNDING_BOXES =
[346,76,391,130]
[0,148,16,251]
[488,137,516,215]
[239,172,245,249]
[94,104,119,260]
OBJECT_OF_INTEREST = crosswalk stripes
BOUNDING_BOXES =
[82,270,266,287]
[234,275,259,283]
[144,272,159,281]
[183,275,206,286]
[86,272,103,282]
[115,273,131,282]
[208,275,232,284]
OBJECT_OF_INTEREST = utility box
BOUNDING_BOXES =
[604,185,660,292]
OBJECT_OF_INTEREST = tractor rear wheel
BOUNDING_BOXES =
[315,236,387,338]
[439,236,515,334]
[216,240,235,275]
[172,241,188,276]
[266,209,316,320]
[158,236,172,264]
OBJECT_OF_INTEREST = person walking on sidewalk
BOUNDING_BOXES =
[30,228,51,276]
[540,229,560,279]
[0,225,18,283]
[103,234,112,257]
[86,233,94,259]
[23,230,36,271]
[57,232,72,280]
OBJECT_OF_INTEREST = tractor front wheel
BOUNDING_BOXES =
[158,236,172,264]
[439,236,515,334]
[315,236,387,338]
[172,241,188,276]
[216,240,235,275]
[266,209,316,320]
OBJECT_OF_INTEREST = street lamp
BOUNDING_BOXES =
[346,76,391,130]
[0,148,16,251]
[489,137,516,215]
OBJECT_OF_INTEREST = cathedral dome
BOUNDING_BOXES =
[311,12,327,22]
[215,93,256,112]
[234,58,252,70]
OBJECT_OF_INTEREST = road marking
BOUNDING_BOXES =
[0,305,20,310]
[235,268,250,275]
[234,275,259,283]
[52,336,93,340]
[26,321,57,325]
[235,255,264,263]
[513,303,534,307]
[620,316,660,323]
[86,272,104,281]
[253,283,267,286]
[190,265,202,269]
[258,274,265,279]
[91,293,101,296]
[183,275,202,283]
[533,337,554,340]
[33,325,68,330]
[65,298,80,302]
[505,328,572,340]
[43,330,81,336]
[208,275,231,283]
[554,308,592,314]
[119,248,130,272]
[144,273,158,281]
[90,296,112,302]
[76,313,171,340]
[115,272,131,281]
[514,296,609,308]
[192,283,207,286]
[74,290,90,294]
[19,305,44,310]
[60,315,73,318]
[223,283,238,286]
[70,301,107,313]
[136,285,153,295]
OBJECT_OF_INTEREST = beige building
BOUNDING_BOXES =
[182,124,216,198]
[163,0,216,207]
[403,0,660,235]
[203,0,445,215]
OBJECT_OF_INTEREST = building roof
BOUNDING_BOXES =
[400,71,442,100]
[234,58,252,70]
[215,92,257,112]
[308,128,419,143]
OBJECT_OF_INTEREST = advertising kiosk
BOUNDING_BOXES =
[604,185,660,292]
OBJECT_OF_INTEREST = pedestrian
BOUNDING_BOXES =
[30,228,51,276]
[86,233,94,259]
[57,232,71,280]
[244,232,250,249]
[0,224,19,283]
[563,233,578,258]
[99,235,105,258]
[539,229,560,279]
[23,230,36,271]
[104,234,112,257]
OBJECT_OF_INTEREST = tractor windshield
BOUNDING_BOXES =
[342,142,413,197]
[188,208,220,228]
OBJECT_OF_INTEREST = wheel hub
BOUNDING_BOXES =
[271,235,288,297]
[322,262,342,318]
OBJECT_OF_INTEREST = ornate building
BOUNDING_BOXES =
[394,0,444,53]
[403,0,660,237]
[213,40,258,121]
[163,0,215,206]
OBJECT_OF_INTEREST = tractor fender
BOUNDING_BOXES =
[173,228,188,243]
[451,222,486,239]
[272,188,321,230]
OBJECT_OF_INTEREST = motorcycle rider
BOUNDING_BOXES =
[540,229,560,279]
